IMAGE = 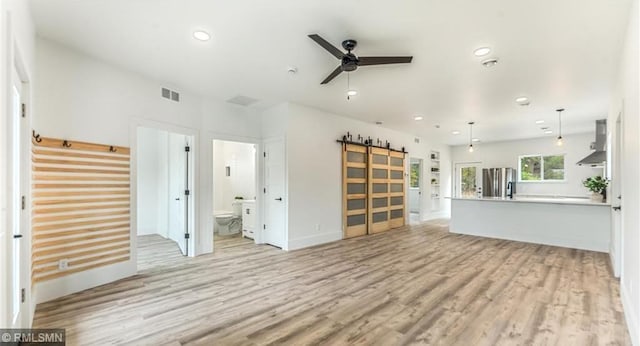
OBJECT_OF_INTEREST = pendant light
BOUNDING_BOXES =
[468,122,475,153]
[556,108,564,146]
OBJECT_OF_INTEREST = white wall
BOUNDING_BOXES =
[136,127,168,237]
[33,38,260,301]
[283,103,451,250]
[451,133,603,197]
[213,140,256,214]
[608,0,639,344]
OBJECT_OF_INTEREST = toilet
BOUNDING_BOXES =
[215,200,243,235]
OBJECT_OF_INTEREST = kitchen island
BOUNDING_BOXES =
[449,196,611,252]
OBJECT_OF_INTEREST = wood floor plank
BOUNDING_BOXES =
[33,220,631,345]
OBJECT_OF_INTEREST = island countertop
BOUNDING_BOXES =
[447,196,611,206]
[449,196,611,252]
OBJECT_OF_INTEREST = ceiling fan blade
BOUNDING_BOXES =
[320,66,343,84]
[308,34,344,59]
[358,56,413,66]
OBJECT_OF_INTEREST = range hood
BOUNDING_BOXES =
[577,119,607,166]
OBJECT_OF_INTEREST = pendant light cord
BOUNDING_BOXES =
[347,72,350,100]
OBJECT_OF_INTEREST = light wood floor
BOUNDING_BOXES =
[33,220,630,345]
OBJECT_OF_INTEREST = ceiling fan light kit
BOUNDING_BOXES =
[308,34,413,85]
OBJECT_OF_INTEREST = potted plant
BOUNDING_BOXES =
[583,176,609,202]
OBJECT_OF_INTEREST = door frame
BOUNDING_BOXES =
[4,40,32,328]
[610,111,624,277]
[408,157,423,218]
[453,162,482,198]
[130,118,198,260]
[210,135,261,248]
[262,136,288,250]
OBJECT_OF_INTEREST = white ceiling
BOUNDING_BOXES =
[29,0,632,145]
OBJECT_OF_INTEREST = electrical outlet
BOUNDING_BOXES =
[315,223,320,231]
[58,259,69,271]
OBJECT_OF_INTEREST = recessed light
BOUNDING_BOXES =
[414,116,423,121]
[193,30,211,41]
[544,130,553,134]
[472,138,480,142]
[452,130,461,135]
[515,96,530,106]
[535,120,545,124]
[481,58,499,67]
[347,90,358,96]
[474,47,491,57]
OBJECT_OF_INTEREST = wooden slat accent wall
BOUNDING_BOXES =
[31,137,131,283]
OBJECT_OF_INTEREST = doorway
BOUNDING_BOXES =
[136,127,195,270]
[408,158,423,224]
[212,139,257,250]
[454,162,482,198]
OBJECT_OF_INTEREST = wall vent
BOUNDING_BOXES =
[226,95,259,107]
[161,87,180,102]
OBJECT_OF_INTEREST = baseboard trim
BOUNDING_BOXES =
[34,259,136,304]
[621,283,639,346]
[424,211,450,221]
[288,231,342,251]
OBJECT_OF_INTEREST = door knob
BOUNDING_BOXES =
[613,206,621,211]
[13,234,22,239]
[275,197,282,201]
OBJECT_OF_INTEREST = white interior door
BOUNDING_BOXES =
[7,67,26,328]
[168,133,188,255]
[610,114,623,277]
[454,162,482,198]
[263,138,286,248]
[409,158,422,214]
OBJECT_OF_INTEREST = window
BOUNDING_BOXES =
[410,163,419,188]
[519,154,565,181]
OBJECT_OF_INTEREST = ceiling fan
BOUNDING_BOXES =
[308,34,413,85]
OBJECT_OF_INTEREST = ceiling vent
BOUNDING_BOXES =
[226,95,259,107]
[161,88,180,102]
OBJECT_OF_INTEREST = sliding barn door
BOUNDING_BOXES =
[342,144,368,238]
[388,151,406,229]
[342,144,406,238]
[368,147,390,234]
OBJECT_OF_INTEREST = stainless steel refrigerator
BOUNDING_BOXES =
[482,168,516,198]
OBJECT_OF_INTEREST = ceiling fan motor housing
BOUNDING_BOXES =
[341,53,359,71]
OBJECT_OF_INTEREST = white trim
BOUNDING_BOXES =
[33,259,136,303]
[621,283,639,346]
[424,210,450,221]
[288,231,342,251]
[517,153,567,183]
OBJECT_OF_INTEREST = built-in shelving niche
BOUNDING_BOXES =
[341,142,406,239]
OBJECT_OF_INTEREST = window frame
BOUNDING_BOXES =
[517,153,566,183]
